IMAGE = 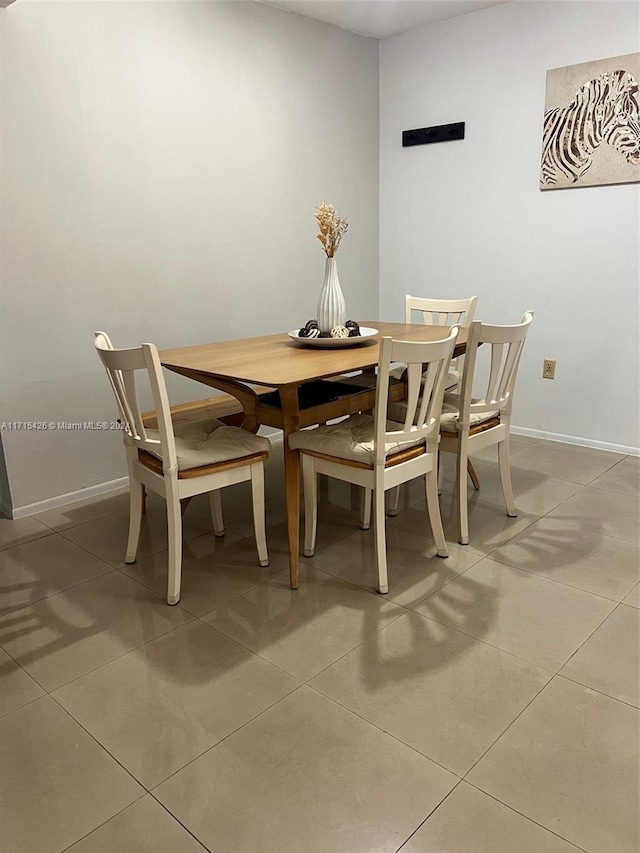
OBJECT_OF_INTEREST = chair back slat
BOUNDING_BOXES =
[374,328,459,465]
[94,331,178,469]
[459,312,534,423]
[122,371,148,441]
[404,295,478,383]
[405,295,478,328]
[485,342,505,403]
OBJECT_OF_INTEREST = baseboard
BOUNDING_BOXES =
[11,477,129,520]
[511,426,639,457]
[9,429,285,519]
[7,426,634,519]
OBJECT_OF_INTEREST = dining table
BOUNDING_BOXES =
[160,321,467,589]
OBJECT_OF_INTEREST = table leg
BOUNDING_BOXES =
[279,385,301,589]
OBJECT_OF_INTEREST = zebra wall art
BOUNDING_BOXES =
[540,53,640,190]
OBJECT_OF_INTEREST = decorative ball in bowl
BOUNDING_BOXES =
[298,319,361,339]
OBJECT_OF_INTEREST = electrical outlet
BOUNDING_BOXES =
[543,359,556,380]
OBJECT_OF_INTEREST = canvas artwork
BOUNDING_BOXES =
[539,52,640,190]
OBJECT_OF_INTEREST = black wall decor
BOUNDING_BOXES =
[402,122,465,147]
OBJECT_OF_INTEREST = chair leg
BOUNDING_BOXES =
[498,438,517,517]
[457,437,470,546]
[387,486,400,517]
[467,459,481,490]
[361,488,372,530]
[374,473,388,594]
[437,452,444,495]
[210,490,224,537]
[250,462,269,567]
[426,464,448,558]
[125,476,143,564]
[302,455,318,558]
[166,484,183,605]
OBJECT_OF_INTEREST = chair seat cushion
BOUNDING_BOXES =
[389,365,460,390]
[439,393,499,433]
[146,419,271,470]
[288,413,424,464]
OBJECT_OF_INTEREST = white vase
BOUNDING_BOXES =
[317,257,346,332]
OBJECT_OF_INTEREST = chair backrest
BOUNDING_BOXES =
[374,327,459,465]
[458,312,534,424]
[94,331,178,470]
[405,295,478,327]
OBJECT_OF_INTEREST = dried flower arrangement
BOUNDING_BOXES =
[314,201,348,258]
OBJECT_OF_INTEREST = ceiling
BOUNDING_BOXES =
[257,0,511,39]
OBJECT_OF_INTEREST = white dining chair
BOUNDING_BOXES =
[94,332,271,605]
[289,327,459,594]
[384,295,480,515]
[402,294,478,391]
[439,312,534,545]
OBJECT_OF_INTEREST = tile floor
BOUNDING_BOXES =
[0,438,638,853]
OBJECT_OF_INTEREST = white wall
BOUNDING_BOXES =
[0,1,379,512]
[380,0,640,452]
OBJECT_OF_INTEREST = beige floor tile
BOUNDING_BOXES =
[61,495,218,567]
[203,565,404,681]
[310,611,551,775]
[403,781,581,853]
[449,459,582,516]
[390,495,540,556]
[155,686,457,853]
[209,477,284,526]
[560,605,639,707]
[0,514,51,551]
[548,485,640,544]
[308,526,482,608]
[0,572,191,691]
[61,511,160,566]
[0,696,143,853]
[509,441,624,485]
[121,529,279,616]
[0,534,113,615]
[35,489,131,532]
[590,455,640,497]
[54,620,298,788]
[623,583,640,608]
[229,499,363,556]
[66,795,207,853]
[468,677,640,853]
[467,434,539,463]
[491,516,640,601]
[417,558,615,671]
[0,647,45,718]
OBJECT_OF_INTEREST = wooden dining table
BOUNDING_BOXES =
[161,321,467,589]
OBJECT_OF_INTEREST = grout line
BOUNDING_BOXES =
[43,616,194,696]
[147,683,306,792]
[554,671,640,711]
[147,795,212,852]
[460,676,557,778]
[191,613,307,682]
[49,692,150,791]
[0,528,52,553]
[393,779,465,852]
[461,780,590,852]
[408,600,593,678]
[427,550,628,608]
[0,559,117,637]
[0,690,46,722]
[304,679,466,779]
[58,792,149,853]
